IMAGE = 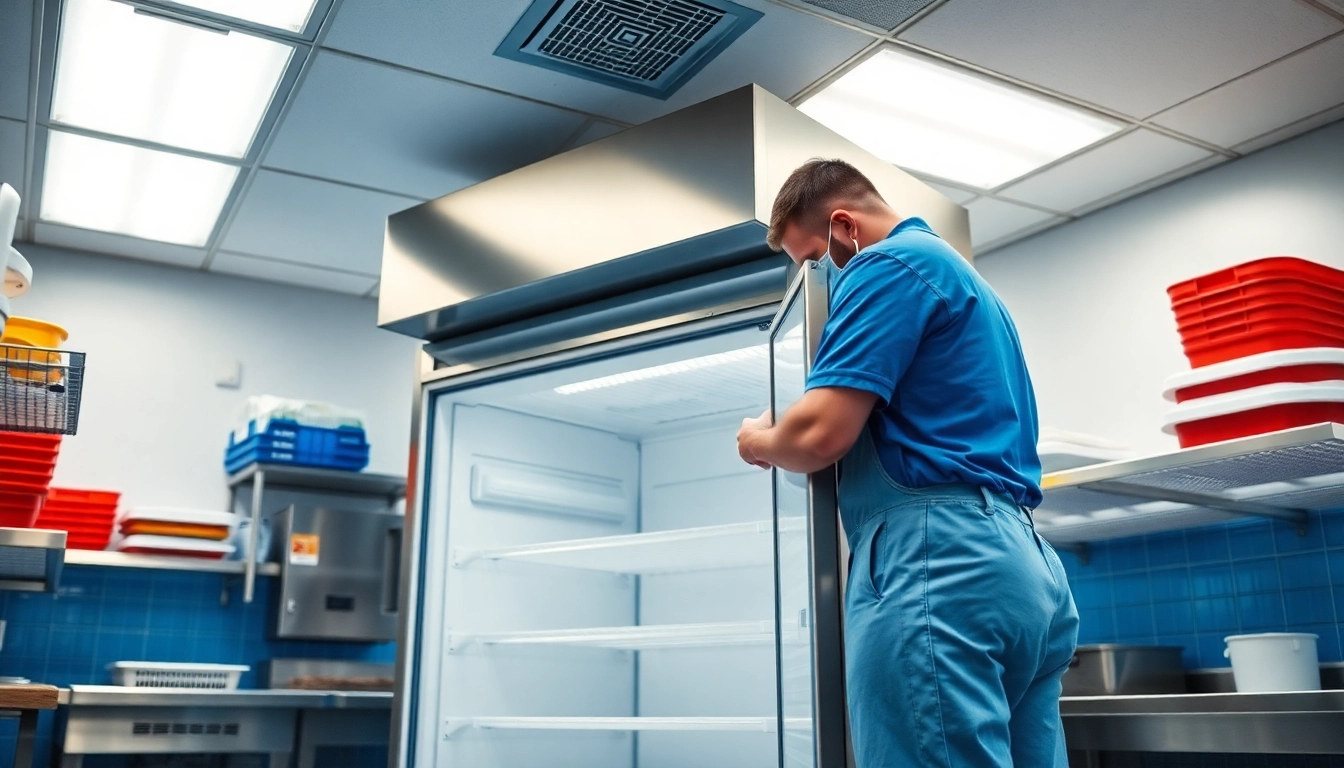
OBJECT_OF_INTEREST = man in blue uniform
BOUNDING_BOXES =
[737,159,1078,767]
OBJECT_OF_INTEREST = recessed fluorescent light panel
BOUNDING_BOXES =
[799,48,1124,189]
[163,0,320,32]
[40,131,239,247]
[555,346,768,395]
[51,0,293,158]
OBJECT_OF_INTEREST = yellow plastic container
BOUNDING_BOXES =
[2,317,68,385]
[1,317,68,348]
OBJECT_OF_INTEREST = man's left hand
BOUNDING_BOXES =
[737,410,773,469]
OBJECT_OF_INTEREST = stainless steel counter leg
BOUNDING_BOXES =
[269,751,292,768]
[13,709,38,768]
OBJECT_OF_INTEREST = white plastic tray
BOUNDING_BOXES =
[113,534,236,557]
[120,507,237,528]
[1162,382,1344,433]
[3,246,29,299]
[1164,348,1344,401]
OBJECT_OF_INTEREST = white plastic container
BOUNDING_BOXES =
[1163,348,1344,402]
[112,534,236,559]
[1037,428,1132,472]
[1161,382,1344,435]
[1224,632,1321,693]
[109,661,249,690]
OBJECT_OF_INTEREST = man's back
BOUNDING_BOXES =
[807,216,1043,508]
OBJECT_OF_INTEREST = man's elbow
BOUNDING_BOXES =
[800,426,856,470]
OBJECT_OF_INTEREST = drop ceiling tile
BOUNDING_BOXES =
[221,170,420,274]
[1071,154,1229,217]
[900,0,1341,118]
[965,197,1057,247]
[323,0,873,125]
[1235,103,1344,155]
[32,222,207,268]
[211,251,379,295]
[0,118,26,199]
[921,180,978,204]
[1151,34,1344,148]
[998,129,1214,212]
[975,215,1068,256]
[0,0,31,121]
[266,52,588,199]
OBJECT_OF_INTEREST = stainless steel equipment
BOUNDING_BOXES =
[1062,644,1186,697]
[379,84,970,350]
[0,527,64,593]
[385,86,971,768]
[57,685,392,768]
[271,506,402,642]
[267,660,395,768]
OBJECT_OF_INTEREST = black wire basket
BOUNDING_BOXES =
[0,342,85,435]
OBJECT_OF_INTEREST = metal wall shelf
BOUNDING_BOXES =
[1037,423,1344,545]
[226,464,407,500]
[64,549,280,577]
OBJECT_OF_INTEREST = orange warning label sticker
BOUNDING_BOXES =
[289,533,320,566]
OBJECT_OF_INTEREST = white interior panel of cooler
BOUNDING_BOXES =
[418,321,783,768]
[637,428,777,768]
[435,404,641,768]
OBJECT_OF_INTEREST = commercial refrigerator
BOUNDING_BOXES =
[381,86,971,768]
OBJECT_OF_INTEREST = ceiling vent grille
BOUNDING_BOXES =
[496,0,762,99]
[796,0,935,31]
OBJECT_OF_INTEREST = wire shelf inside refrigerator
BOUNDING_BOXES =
[0,344,85,435]
[444,716,802,738]
[459,619,803,651]
[456,517,804,574]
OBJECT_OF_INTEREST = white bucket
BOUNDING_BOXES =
[1224,633,1321,693]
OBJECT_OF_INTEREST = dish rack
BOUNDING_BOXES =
[109,662,249,690]
[0,343,85,434]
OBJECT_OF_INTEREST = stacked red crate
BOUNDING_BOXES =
[0,431,60,526]
[1164,258,1344,447]
[35,488,120,550]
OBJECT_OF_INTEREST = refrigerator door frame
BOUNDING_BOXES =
[768,263,848,768]
[391,299,782,768]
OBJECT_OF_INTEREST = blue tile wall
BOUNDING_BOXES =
[1059,508,1344,671]
[0,566,395,767]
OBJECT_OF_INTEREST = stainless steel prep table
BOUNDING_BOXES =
[57,686,392,767]
[1062,690,1344,759]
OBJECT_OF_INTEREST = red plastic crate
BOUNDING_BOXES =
[44,488,120,507]
[0,456,57,479]
[1172,279,1344,318]
[1175,294,1344,330]
[1176,308,1344,345]
[1182,323,1344,368]
[0,490,44,527]
[1168,257,1344,303]
[1173,363,1344,402]
[1173,401,1344,447]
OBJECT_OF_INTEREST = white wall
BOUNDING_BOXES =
[978,119,1344,455]
[7,244,421,510]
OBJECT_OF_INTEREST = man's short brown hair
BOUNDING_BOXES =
[767,158,884,251]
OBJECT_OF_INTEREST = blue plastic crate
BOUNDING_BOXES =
[225,418,370,473]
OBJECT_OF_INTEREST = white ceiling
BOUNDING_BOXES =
[3,0,1343,296]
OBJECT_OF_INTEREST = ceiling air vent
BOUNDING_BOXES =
[797,0,935,31]
[496,0,762,99]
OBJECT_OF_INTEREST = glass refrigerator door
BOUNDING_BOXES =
[770,262,848,768]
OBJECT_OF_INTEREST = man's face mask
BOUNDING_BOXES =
[824,218,860,267]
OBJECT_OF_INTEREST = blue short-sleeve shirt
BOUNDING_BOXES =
[806,217,1043,508]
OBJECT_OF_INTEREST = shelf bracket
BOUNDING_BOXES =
[1083,481,1310,529]
[443,719,472,739]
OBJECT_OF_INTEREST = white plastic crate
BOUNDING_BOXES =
[109,662,249,690]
